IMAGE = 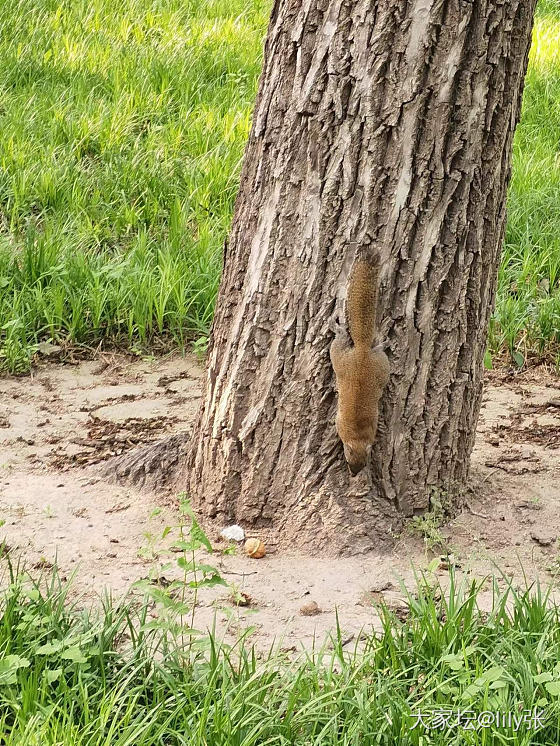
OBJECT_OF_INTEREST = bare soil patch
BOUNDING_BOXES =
[0,355,559,650]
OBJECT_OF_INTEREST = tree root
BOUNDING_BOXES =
[99,431,191,491]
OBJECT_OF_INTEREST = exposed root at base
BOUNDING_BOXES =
[99,431,192,491]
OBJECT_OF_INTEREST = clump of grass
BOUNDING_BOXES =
[2,561,560,743]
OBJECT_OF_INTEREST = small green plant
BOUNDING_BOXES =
[408,488,452,551]
[228,584,253,608]
[133,493,228,652]
[192,335,209,360]
[137,529,161,561]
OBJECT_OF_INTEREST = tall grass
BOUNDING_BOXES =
[0,0,558,372]
[2,563,560,743]
[0,0,269,372]
[490,0,560,366]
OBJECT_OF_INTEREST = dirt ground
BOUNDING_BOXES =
[1,353,559,650]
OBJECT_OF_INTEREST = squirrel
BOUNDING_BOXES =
[330,258,390,476]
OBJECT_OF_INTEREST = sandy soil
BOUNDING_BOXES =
[1,353,559,650]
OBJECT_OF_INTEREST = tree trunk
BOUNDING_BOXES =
[184,0,537,554]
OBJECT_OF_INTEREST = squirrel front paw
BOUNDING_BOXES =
[329,314,345,338]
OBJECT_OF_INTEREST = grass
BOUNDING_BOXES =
[0,0,558,373]
[3,561,560,743]
[0,0,269,372]
[489,0,560,368]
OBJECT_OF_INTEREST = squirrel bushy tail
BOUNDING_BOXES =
[346,259,379,348]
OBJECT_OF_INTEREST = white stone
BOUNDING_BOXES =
[220,525,245,542]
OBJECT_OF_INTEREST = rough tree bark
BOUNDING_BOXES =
[182,0,537,553]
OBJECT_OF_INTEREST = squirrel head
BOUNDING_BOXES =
[343,442,370,476]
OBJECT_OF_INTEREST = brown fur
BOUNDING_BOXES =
[330,260,389,475]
